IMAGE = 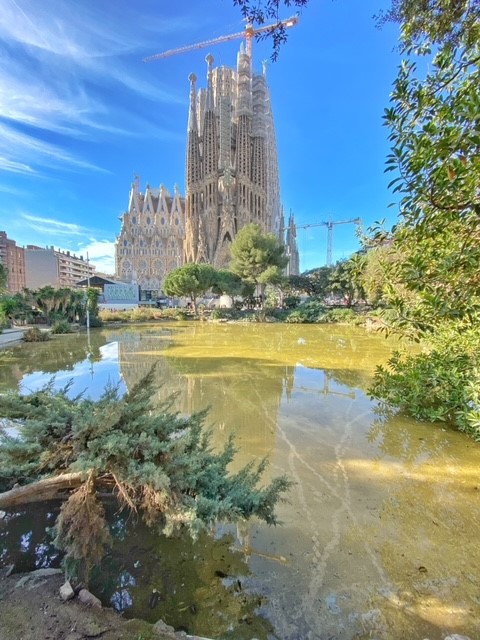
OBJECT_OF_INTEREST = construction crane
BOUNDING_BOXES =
[143,15,299,62]
[294,218,361,267]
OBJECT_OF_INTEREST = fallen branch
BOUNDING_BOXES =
[0,472,87,508]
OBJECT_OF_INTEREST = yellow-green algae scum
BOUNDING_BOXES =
[1,322,480,639]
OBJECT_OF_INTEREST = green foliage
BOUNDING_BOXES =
[51,320,72,334]
[86,288,100,320]
[0,294,27,326]
[87,315,103,328]
[232,0,308,60]
[356,242,397,307]
[23,327,50,342]
[285,299,326,323]
[99,307,192,323]
[0,264,7,292]
[23,286,86,324]
[328,255,366,306]
[210,308,241,321]
[229,224,288,308]
[301,266,335,298]
[283,295,300,309]
[211,269,244,297]
[375,0,480,47]
[163,263,217,314]
[370,323,480,439]
[381,26,480,333]
[321,308,358,324]
[0,370,292,577]
[368,4,480,436]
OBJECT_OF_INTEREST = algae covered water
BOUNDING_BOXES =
[1,322,479,639]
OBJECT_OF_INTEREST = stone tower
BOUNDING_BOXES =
[285,210,300,275]
[184,45,283,267]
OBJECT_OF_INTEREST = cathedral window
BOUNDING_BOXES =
[161,217,165,225]
[132,216,137,224]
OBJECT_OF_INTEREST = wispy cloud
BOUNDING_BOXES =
[21,214,87,237]
[0,64,101,136]
[0,0,187,177]
[0,156,36,174]
[1,0,138,59]
[78,239,116,274]
[0,123,108,175]
[13,213,116,272]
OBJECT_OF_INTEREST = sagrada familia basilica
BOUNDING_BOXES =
[115,43,299,298]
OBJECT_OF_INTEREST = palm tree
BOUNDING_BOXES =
[34,286,56,324]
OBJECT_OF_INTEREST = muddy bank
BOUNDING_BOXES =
[0,569,210,640]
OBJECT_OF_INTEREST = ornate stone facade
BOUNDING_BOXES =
[184,47,285,266]
[115,45,299,293]
[115,183,185,295]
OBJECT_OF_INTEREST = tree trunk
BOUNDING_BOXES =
[0,472,86,508]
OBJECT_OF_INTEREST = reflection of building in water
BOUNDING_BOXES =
[113,328,295,467]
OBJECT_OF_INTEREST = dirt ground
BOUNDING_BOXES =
[0,569,209,640]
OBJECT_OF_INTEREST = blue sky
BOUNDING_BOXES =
[0,0,401,274]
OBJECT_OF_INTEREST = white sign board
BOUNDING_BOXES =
[104,284,139,303]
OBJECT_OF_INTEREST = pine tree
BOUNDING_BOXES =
[0,369,291,580]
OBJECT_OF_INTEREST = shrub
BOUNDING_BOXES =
[51,320,72,334]
[283,295,301,309]
[321,308,358,324]
[0,370,292,581]
[99,309,129,323]
[174,309,189,321]
[285,299,326,323]
[370,323,480,440]
[210,308,243,321]
[267,308,290,321]
[88,316,103,328]
[23,327,49,342]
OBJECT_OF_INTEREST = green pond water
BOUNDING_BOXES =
[1,322,479,640]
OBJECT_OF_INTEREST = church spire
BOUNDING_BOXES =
[188,72,198,132]
[205,54,214,112]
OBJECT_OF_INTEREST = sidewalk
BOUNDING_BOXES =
[0,328,26,348]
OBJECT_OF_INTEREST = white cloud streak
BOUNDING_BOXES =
[78,239,116,274]
[0,156,36,174]
[0,123,108,175]
[21,214,87,237]
[0,0,188,176]
[15,213,116,272]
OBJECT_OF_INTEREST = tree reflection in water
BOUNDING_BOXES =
[0,502,275,640]
[0,504,61,572]
[91,505,275,639]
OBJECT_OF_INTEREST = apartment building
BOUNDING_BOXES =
[0,231,26,293]
[25,245,95,289]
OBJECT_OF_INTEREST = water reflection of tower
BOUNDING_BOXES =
[114,328,295,468]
